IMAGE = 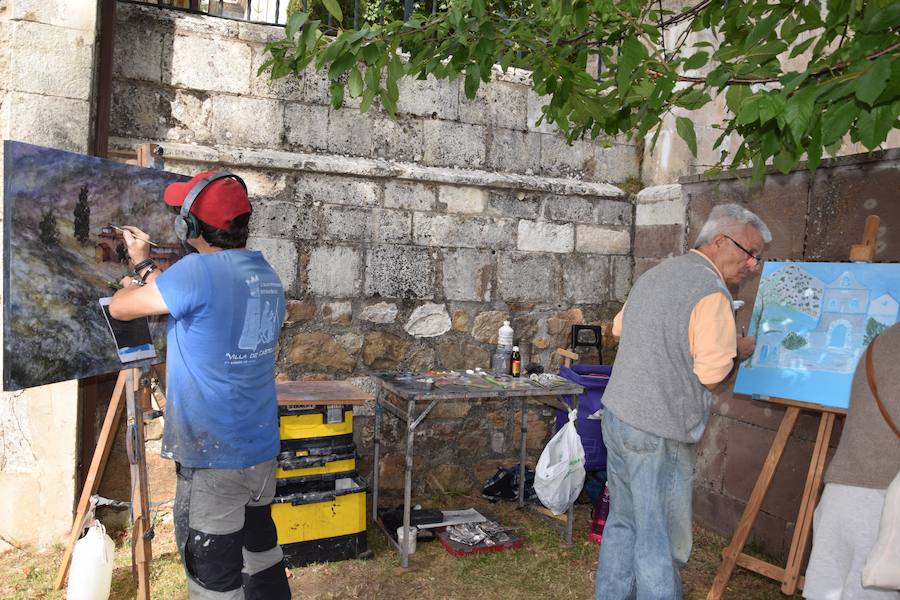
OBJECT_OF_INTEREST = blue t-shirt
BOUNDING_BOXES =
[156,250,285,469]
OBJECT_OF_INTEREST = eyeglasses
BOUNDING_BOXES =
[723,235,762,266]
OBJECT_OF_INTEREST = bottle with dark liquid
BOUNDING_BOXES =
[510,345,521,377]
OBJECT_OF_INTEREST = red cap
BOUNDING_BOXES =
[163,171,251,229]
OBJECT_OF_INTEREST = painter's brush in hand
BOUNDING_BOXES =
[111,225,159,247]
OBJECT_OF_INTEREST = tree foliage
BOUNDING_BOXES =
[864,316,888,345]
[781,330,808,350]
[38,209,59,246]
[263,0,900,180]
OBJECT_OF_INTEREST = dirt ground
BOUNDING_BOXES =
[0,495,801,600]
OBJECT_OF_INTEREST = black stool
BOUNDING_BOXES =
[570,324,603,363]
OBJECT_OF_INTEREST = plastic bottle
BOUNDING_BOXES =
[510,346,521,377]
[491,347,511,376]
[588,483,610,544]
[498,320,514,348]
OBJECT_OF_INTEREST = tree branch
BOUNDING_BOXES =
[659,0,712,28]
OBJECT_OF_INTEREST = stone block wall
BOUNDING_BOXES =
[0,0,99,551]
[108,3,640,495]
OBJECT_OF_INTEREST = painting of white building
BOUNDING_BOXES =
[735,261,900,410]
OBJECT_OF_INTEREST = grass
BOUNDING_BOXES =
[0,495,800,600]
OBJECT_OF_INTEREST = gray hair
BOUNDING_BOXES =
[693,203,772,248]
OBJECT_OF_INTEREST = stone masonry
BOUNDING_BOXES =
[106,4,640,500]
[0,0,99,551]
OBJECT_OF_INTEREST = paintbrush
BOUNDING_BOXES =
[111,225,159,247]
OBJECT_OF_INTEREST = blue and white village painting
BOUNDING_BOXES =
[3,141,189,391]
[734,261,900,410]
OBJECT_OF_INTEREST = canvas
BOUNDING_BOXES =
[734,261,900,410]
[2,140,190,391]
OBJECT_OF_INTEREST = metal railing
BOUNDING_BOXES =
[123,0,529,31]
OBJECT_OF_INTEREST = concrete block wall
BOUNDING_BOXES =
[108,3,640,496]
[0,0,99,551]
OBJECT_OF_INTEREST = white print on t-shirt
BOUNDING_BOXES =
[233,274,281,357]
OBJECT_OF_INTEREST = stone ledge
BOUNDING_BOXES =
[109,137,627,199]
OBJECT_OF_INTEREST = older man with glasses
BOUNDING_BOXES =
[595,203,771,600]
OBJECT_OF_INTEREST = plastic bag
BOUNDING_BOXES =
[533,409,586,515]
[66,521,115,600]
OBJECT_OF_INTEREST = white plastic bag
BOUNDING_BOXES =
[534,409,586,515]
[67,521,115,600]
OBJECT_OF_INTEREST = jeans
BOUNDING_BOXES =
[595,411,696,600]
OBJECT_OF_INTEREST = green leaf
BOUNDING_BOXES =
[773,149,798,174]
[676,116,698,157]
[347,66,364,97]
[321,0,343,22]
[758,94,786,123]
[286,11,308,39]
[329,82,344,109]
[855,57,892,106]
[705,67,731,88]
[388,55,404,83]
[328,50,357,81]
[789,36,816,59]
[736,95,763,125]
[616,37,646,93]
[299,21,319,55]
[682,52,710,71]
[725,85,750,114]
[857,105,894,149]
[784,87,816,140]
[745,13,781,49]
[821,99,860,144]
[464,63,481,99]
[807,138,823,173]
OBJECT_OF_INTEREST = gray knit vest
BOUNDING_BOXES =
[604,251,733,443]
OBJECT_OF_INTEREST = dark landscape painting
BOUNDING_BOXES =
[3,141,190,390]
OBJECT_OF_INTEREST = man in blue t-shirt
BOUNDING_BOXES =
[110,172,290,600]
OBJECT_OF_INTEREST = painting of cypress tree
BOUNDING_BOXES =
[2,140,190,391]
[38,209,59,246]
[73,185,90,244]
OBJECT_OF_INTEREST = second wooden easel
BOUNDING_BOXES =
[707,215,879,598]
[53,368,154,599]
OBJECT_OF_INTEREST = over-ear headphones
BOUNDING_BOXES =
[174,172,248,241]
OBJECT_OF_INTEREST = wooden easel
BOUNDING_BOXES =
[53,368,154,599]
[54,143,166,598]
[707,216,879,599]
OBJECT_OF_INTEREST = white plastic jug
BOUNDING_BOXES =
[67,521,115,600]
[498,320,514,348]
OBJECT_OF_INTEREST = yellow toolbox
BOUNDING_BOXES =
[279,404,353,440]
[275,438,357,484]
[272,475,368,549]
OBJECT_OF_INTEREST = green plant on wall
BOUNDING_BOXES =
[263,0,900,182]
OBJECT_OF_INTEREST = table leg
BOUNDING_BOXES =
[401,397,416,568]
[565,394,579,545]
[518,397,528,509]
[372,387,384,523]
